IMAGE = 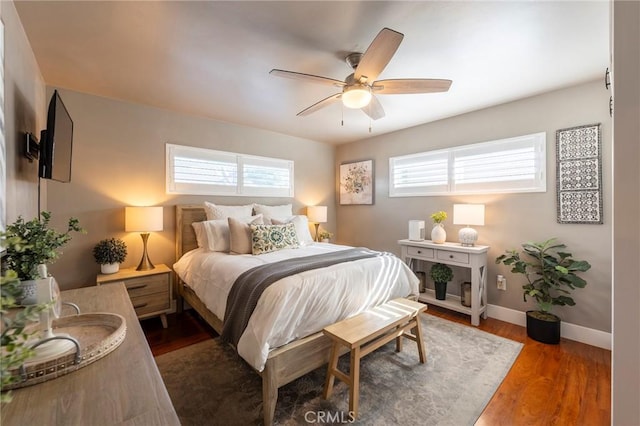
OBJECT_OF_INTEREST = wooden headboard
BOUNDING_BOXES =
[175,204,206,261]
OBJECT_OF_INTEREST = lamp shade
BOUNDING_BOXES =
[307,205,327,223]
[125,206,163,232]
[453,204,485,226]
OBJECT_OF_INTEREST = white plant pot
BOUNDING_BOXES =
[101,263,120,274]
[321,239,330,243]
[431,223,447,244]
[19,280,38,305]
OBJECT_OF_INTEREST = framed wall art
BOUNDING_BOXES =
[556,123,602,224]
[339,159,374,205]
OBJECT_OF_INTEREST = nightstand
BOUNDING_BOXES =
[96,264,172,328]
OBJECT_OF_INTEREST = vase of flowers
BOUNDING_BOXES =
[430,211,447,244]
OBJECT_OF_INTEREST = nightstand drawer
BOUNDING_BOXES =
[124,274,169,297]
[131,292,170,316]
[436,250,469,264]
[407,246,434,259]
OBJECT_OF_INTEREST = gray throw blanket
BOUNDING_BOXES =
[221,247,388,346]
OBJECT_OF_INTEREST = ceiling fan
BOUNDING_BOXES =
[270,27,452,120]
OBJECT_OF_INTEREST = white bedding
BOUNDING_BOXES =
[173,243,419,371]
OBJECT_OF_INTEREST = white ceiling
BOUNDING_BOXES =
[15,1,610,145]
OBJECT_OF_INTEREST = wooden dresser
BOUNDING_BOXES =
[1,283,179,426]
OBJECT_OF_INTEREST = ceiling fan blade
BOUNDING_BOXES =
[372,79,453,94]
[270,69,345,87]
[297,93,342,117]
[354,28,404,83]
[362,95,385,120]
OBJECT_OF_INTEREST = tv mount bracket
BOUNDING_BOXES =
[25,132,40,162]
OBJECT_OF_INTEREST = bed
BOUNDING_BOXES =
[174,204,418,425]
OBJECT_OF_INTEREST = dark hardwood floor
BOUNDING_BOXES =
[142,307,611,425]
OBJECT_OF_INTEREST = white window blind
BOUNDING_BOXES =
[389,132,546,196]
[166,144,294,197]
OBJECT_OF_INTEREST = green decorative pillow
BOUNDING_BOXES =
[250,223,299,255]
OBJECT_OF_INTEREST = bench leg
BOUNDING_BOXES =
[414,314,427,364]
[395,325,403,353]
[349,346,361,418]
[324,342,340,399]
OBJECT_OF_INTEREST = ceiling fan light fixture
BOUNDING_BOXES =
[342,85,372,109]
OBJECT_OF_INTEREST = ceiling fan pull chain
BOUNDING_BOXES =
[341,105,344,127]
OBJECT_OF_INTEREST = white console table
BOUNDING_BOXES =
[398,239,489,326]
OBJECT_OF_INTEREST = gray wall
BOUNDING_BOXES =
[1,0,45,226]
[612,0,640,423]
[336,80,612,333]
[44,89,335,289]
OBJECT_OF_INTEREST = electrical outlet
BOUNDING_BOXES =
[497,275,507,291]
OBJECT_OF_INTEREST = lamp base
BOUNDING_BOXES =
[458,227,478,246]
[136,233,156,271]
[313,223,320,242]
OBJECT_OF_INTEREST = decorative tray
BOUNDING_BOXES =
[5,313,127,390]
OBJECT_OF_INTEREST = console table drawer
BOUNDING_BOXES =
[407,246,434,259]
[436,250,469,264]
[125,275,169,297]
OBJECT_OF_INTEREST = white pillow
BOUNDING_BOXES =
[197,214,263,252]
[191,221,209,249]
[253,204,293,223]
[271,215,314,246]
[228,215,264,254]
[204,202,254,220]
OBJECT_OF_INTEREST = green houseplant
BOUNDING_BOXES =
[429,263,453,300]
[93,238,127,274]
[1,211,84,281]
[495,238,591,344]
[0,270,48,402]
[318,230,333,242]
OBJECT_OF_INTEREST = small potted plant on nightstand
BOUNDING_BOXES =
[318,230,333,243]
[93,238,128,274]
[495,238,591,344]
[429,263,453,300]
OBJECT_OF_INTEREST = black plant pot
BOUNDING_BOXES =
[434,282,447,300]
[526,310,561,344]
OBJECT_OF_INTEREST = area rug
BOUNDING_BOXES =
[155,314,522,426]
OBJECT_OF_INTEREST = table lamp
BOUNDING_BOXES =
[307,205,327,242]
[453,204,485,246]
[125,206,163,270]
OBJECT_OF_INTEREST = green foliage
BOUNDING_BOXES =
[318,231,333,240]
[495,238,591,314]
[0,211,85,280]
[429,263,453,283]
[1,270,49,402]
[430,211,447,223]
[92,238,127,265]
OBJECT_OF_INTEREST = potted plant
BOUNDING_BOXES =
[495,238,591,344]
[0,270,48,402]
[1,211,84,303]
[318,231,333,243]
[429,263,453,300]
[93,238,128,274]
[430,211,447,243]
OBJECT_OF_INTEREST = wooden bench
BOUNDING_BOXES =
[322,298,428,418]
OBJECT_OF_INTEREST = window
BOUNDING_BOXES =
[166,144,294,197]
[389,132,546,196]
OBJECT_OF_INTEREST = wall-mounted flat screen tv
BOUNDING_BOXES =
[39,90,73,182]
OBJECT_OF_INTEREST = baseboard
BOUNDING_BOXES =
[487,304,611,350]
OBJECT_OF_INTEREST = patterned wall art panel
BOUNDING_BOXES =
[339,159,374,205]
[556,123,602,224]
